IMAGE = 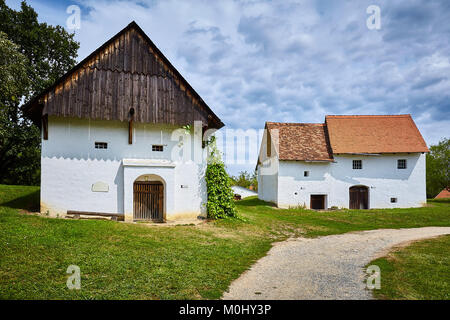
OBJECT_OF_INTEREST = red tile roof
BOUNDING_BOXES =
[266,122,334,161]
[435,189,450,199]
[263,115,429,162]
[325,115,429,154]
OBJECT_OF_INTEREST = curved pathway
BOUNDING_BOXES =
[222,227,450,300]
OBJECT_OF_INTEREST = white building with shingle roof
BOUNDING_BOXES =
[256,115,429,209]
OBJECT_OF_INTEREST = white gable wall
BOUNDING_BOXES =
[256,128,279,203]
[257,158,279,203]
[275,153,426,209]
[41,116,207,221]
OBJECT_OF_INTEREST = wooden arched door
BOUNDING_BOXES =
[349,186,369,209]
[133,181,164,222]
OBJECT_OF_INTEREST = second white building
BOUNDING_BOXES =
[257,115,429,209]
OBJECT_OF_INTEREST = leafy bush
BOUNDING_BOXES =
[205,137,237,219]
[205,163,237,219]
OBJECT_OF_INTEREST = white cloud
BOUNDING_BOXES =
[13,0,450,174]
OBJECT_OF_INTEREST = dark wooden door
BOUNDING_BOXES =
[133,181,164,222]
[349,186,369,209]
[310,195,325,210]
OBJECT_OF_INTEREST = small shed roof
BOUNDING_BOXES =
[435,188,450,199]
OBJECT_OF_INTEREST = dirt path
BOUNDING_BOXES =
[222,227,450,300]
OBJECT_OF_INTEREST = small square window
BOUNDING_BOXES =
[398,159,407,169]
[95,142,108,149]
[152,145,164,152]
[353,160,362,170]
[391,198,397,203]
[304,171,309,177]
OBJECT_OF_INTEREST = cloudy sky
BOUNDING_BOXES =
[7,0,450,175]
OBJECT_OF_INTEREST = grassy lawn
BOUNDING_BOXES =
[227,197,450,238]
[0,184,449,299]
[370,235,450,300]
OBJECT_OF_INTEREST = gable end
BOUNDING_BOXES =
[23,21,224,130]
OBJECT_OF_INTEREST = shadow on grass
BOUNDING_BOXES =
[235,197,277,207]
[0,190,40,212]
[429,198,450,204]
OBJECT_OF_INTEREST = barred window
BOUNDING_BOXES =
[95,142,108,149]
[152,145,164,152]
[353,160,362,170]
[304,171,309,177]
[397,159,407,169]
[391,198,398,203]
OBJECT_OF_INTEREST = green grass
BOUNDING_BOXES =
[0,184,449,299]
[370,235,450,300]
[227,197,450,238]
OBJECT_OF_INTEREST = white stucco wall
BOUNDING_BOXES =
[274,154,427,209]
[256,128,279,203]
[257,159,278,203]
[41,116,207,221]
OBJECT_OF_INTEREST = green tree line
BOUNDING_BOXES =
[229,170,258,191]
[426,138,449,198]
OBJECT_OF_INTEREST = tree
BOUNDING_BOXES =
[0,0,79,98]
[0,1,79,185]
[205,137,237,219]
[0,32,40,185]
[230,170,258,191]
[0,32,28,108]
[426,138,450,198]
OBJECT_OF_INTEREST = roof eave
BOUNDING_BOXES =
[334,150,430,155]
[279,158,335,163]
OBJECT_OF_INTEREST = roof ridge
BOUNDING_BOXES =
[266,122,325,126]
[326,114,411,118]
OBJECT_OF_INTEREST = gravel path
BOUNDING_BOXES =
[222,227,450,300]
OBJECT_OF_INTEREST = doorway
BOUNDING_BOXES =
[349,186,369,209]
[133,181,164,222]
[310,195,326,210]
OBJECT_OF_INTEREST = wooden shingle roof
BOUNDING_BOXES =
[266,122,334,162]
[22,21,224,129]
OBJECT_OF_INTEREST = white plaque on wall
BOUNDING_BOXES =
[92,181,109,192]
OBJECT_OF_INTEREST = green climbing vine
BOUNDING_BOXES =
[205,136,238,219]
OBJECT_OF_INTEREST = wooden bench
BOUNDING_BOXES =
[67,211,125,221]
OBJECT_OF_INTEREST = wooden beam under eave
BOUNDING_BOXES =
[128,118,133,144]
[42,114,48,140]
